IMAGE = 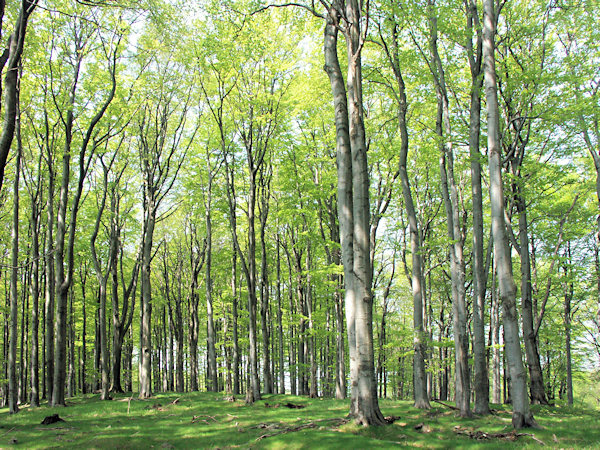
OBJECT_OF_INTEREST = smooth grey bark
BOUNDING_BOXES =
[187,223,205,392]
[231,246,240,395]
[465,0,490,415]
[563,244,574,406]
[90,157,116,401]
[482,0,536,428]
[28,150,43,407]
[110,182,140,394]
[379,16,430,410]
[259,164,274,395]
[276,232,285,395]
[491,259,502,404]
[427,2,470,416]
[136,91,190,398]
[52,29,118,406]
[8,121,21,414]
[0,0,36,191]
[43,112,55,402]
[323,1,385,425]
[204,153,218,392]
[323,9,357,414]
[225,153,260,403]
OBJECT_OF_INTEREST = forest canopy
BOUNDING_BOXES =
[0,0,598,432]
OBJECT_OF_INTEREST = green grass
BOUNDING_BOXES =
[0,392,598,448]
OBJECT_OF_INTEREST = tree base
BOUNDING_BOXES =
[512,412,539,429]
[414,398,431,410]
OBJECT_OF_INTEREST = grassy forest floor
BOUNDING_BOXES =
[0,391,598,448]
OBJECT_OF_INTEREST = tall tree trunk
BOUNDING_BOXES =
[466,0,490,415]
[379,17,430,410]
[8,125,21,414]
[482,0,535,428]
[232,247,240,396]
[29,167,41,407]
[428,2,470,416]
[205,170,218,391]
[324,0,385,424]
[44,144,55,402]
[276,233,285,394]
[0,0,36,191]
[139,211,154,398]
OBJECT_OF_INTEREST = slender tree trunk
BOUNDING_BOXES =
[206,181,218,391]
[428,3,470,416]
[139,212,154,398]
[276,234,285,394]
[482,0,535,428]
[232,247,240,395]
[44,151,55,403]
[382,18,430,409]
[8,128,21,414]
[466,0,490,415]
[30,179,41,407]
[564,244,574,406]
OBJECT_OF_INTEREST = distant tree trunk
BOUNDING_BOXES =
[564,244,574,406]
[136,94,189,398]
[8,124,21,414]
[205,160,218,391]
[188,223,204,392]
[29,160,41,407]
[44,141,55,403]
[80,272,87,395]
[259,165,273,395]
[232,247,240,395]
[90,158,114,401]
[276,233,285,394]
[482,0,535,428]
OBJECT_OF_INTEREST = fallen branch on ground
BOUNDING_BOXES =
[453,426,545,445]
[433,400,460,411]
[255,418,349,441]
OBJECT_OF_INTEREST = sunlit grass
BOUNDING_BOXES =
[0,391,597,448]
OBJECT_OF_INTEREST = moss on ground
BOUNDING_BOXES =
[0,392,598,448]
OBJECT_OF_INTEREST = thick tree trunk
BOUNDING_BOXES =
[323,0,386,425]
[482,0,535,428]
[324,8,358,415]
